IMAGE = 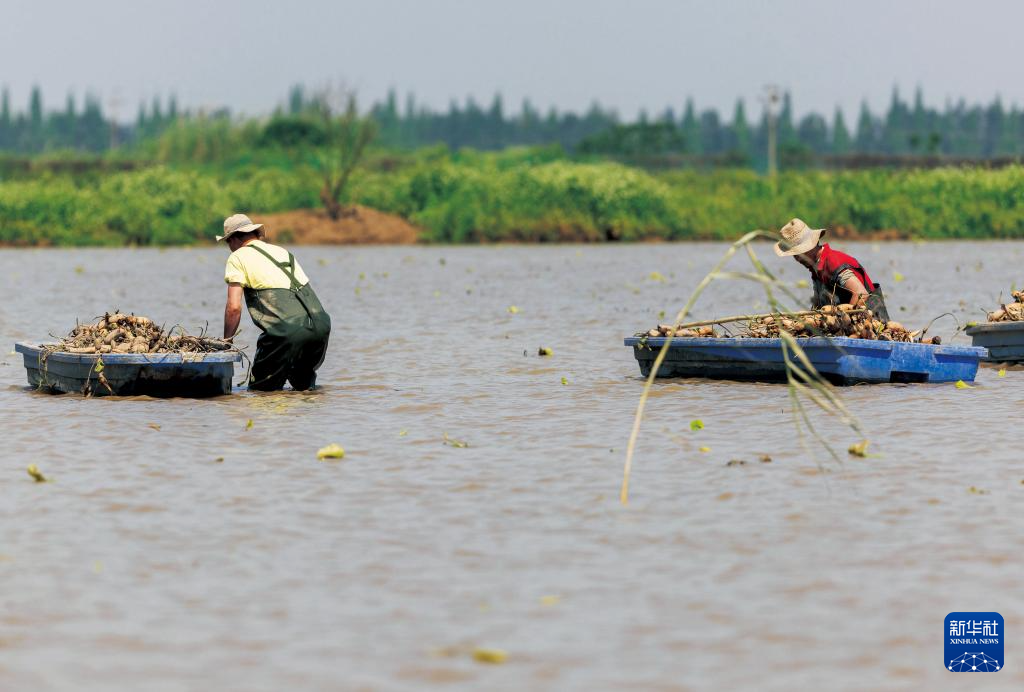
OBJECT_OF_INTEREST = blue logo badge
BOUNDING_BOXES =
[945,612,1003,672]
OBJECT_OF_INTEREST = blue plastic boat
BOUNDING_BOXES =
[624,336,987,385]
[965,322,1024,363]
[15,342,241,397]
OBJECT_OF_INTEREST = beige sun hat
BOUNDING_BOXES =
[216,213,265,242]
[774,218,825,257]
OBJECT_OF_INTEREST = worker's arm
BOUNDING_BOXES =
[839,272,870,307]
[224,283,244,339]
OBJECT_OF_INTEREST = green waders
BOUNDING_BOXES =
[242,245,332,391]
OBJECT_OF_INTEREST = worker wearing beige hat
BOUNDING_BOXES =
[219,213,332,390]
[774,218,890,321]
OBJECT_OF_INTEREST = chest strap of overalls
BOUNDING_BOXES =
[245,243,317,327]
[246,244,303,290]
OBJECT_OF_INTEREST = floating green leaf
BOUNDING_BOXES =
[443,433,469,448]
[893,271,905,282]
[998,368,1007,378]
[955,380,972,389]
[27,464,48,483]
[316,443,345,460]
[648,271,667,283]
[848,440,869,457]
[560,376,568,385]
[689,419,704,431]
[507,305,520,314]
[245,418,254,429]
[538,346,553,356]
[472,648,508,664]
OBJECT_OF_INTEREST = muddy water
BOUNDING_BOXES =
[1,241,1023,691]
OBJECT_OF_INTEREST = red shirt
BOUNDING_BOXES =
[814,244,876,292]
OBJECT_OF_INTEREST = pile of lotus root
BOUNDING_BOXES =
[645,324,722,338]
[645,304,941,344]
[987,290,1024,322]
[53,312,233,355]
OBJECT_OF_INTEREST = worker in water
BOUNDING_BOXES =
[219,213,331,390]
[774,217,890,322]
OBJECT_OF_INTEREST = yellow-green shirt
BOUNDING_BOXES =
[224,240,310,289]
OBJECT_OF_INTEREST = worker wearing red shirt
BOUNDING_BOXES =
[774,218,890,322]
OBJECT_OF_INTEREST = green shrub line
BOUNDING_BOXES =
[3,152,1024,245]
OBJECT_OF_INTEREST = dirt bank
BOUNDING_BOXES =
[253,206,421,245]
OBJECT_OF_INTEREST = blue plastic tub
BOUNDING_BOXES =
[624,336,987,385]
[15,342,242,397]
[965,322,1024,363]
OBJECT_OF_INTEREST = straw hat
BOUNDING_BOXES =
[217,213,265,242]
[774,218,824,257]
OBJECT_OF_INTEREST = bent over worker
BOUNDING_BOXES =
[219,214,331,390]
[774,218,890,322]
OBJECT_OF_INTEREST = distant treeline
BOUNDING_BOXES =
[363,87,1024,165]
[3,83,1024,166]
[0,86,191,154]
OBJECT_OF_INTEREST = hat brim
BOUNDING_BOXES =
[774,228,824,257]
[216,223,264,242]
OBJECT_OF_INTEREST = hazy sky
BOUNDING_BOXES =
[3,0,1022,122]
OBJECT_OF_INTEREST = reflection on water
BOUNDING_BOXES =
[2,242,1023,690]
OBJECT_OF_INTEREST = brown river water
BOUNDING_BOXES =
[1,241,1023,691]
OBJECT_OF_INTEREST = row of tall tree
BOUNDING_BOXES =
[3,83,1024,163]
[0,86,185,153]
[0,87,113,152]
[292,85,1024,162]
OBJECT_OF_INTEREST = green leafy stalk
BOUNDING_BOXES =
[621,232,863,504]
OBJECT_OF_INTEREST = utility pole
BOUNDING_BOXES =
[761,85,780,177]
